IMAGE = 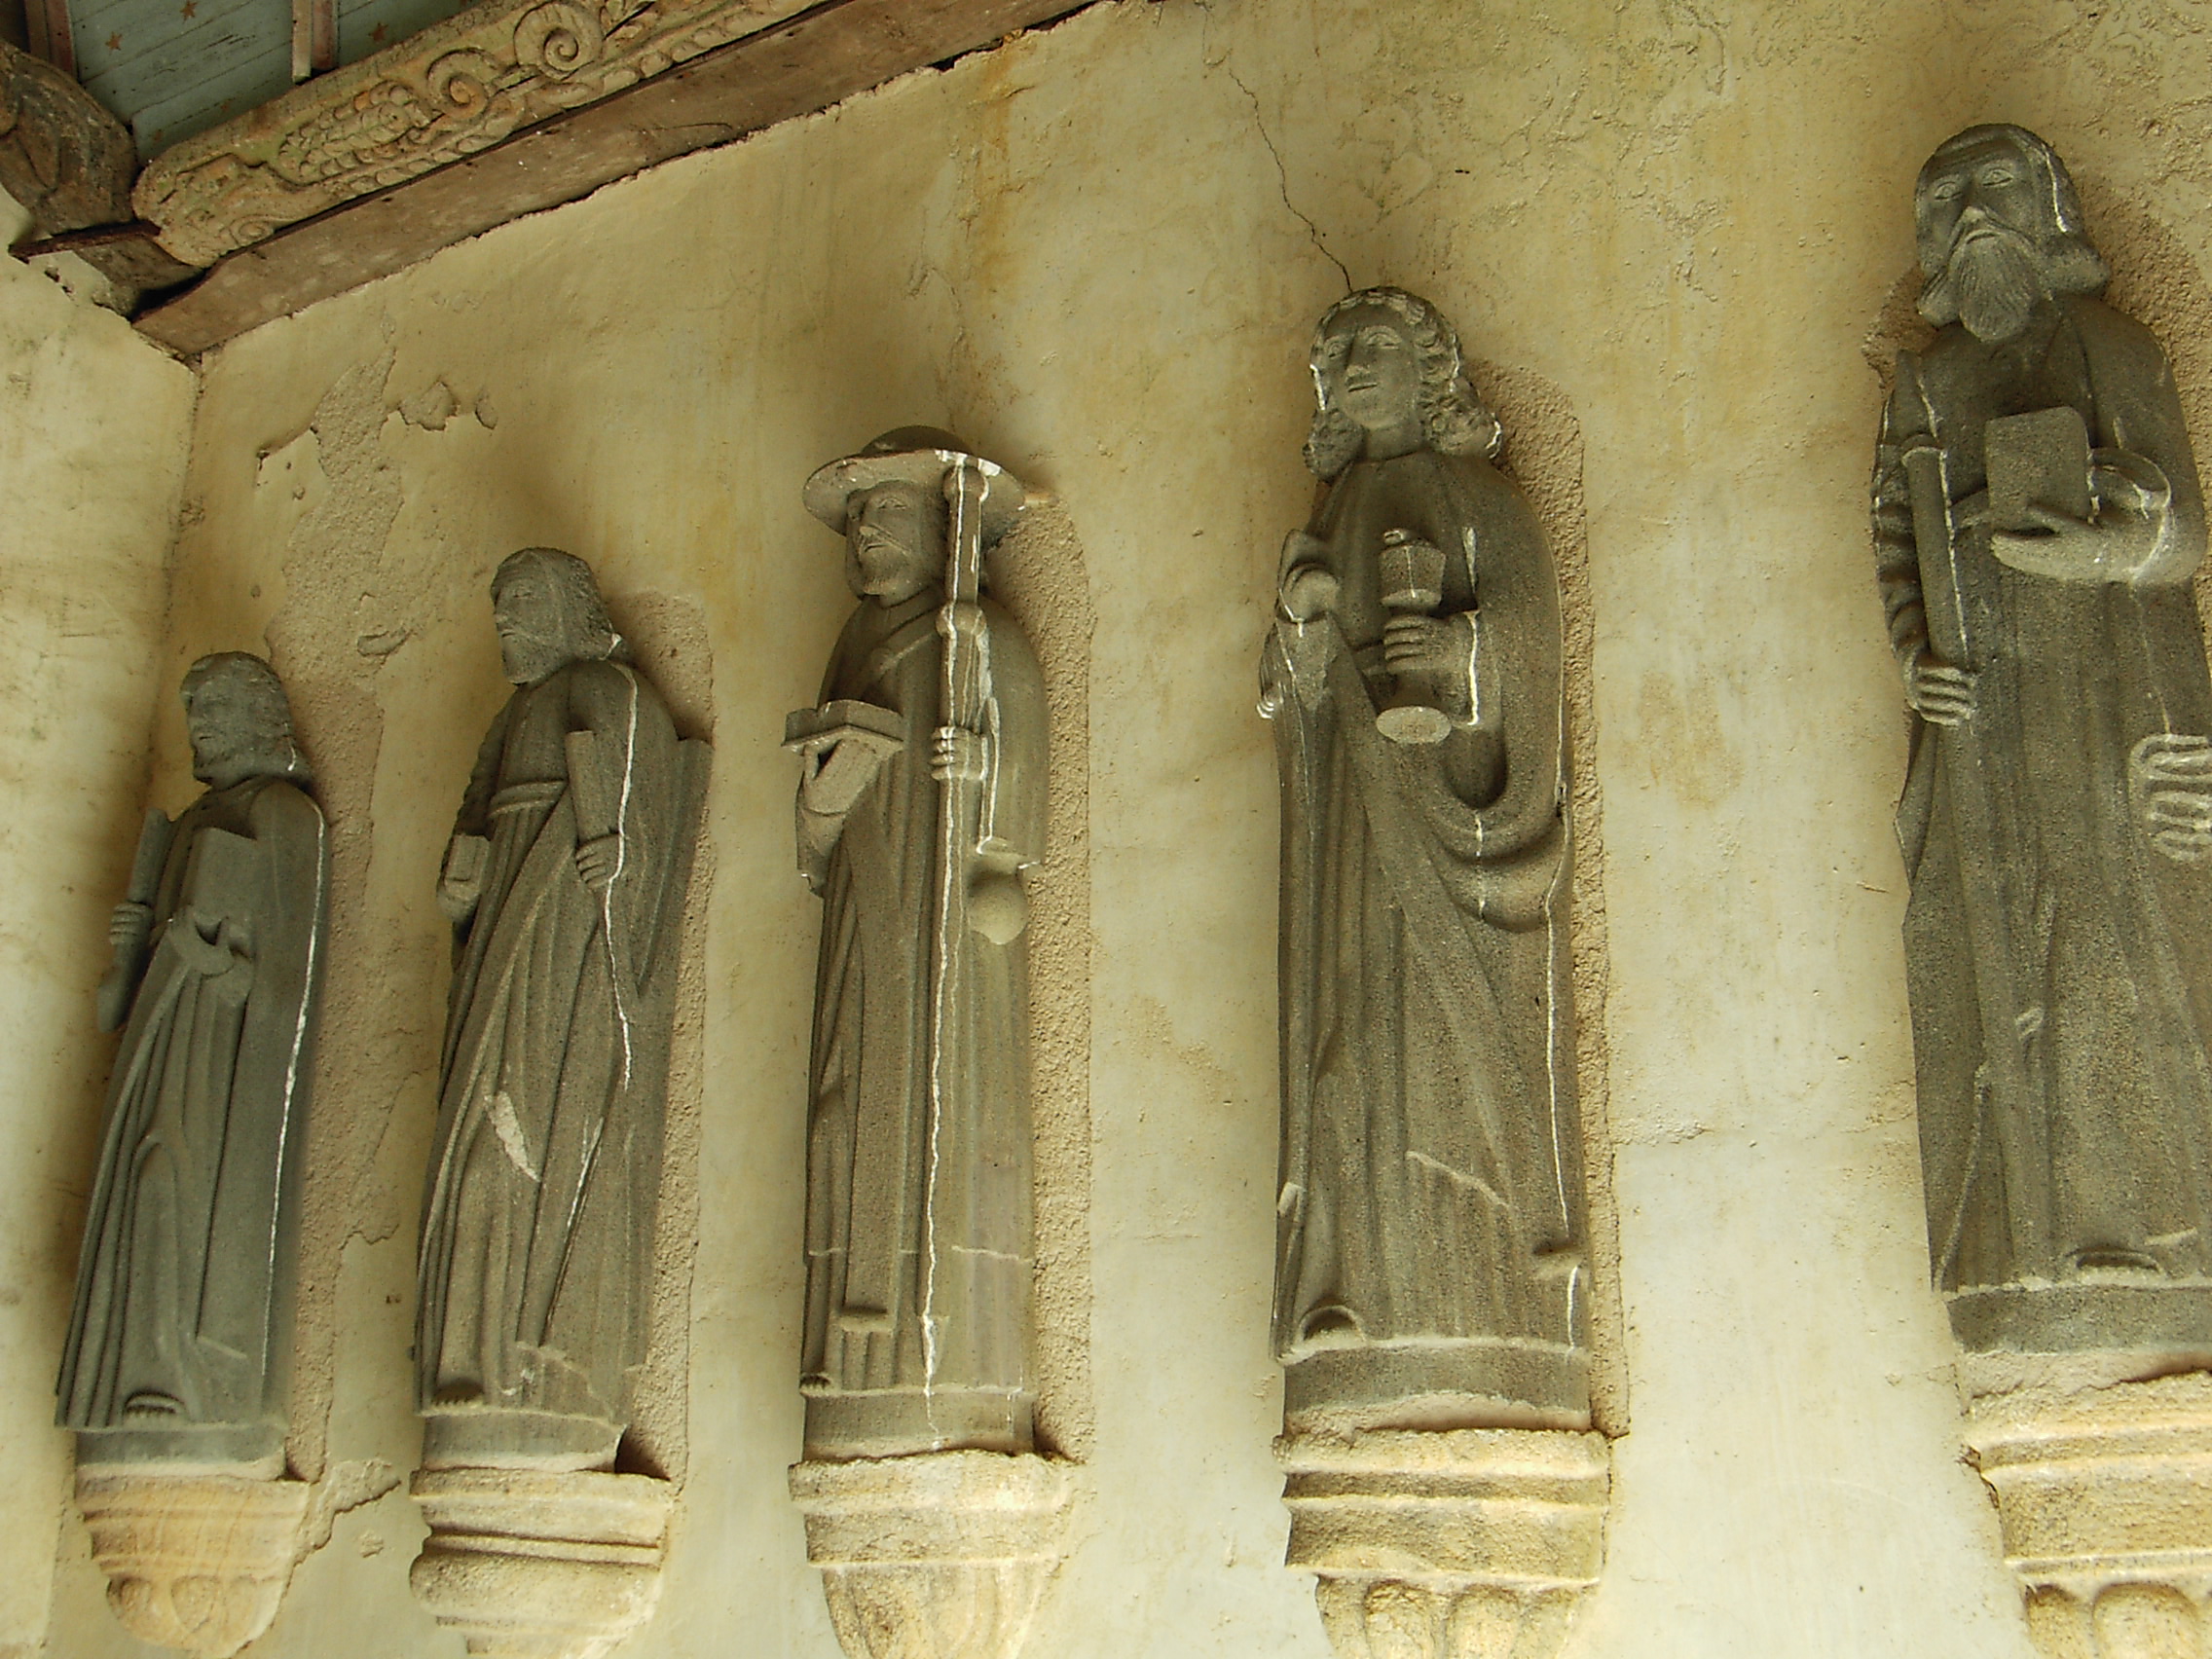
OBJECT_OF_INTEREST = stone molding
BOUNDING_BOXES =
[789,1451,1074,1659]
[1277,1427,1610,1659]
[74,1466,313,1657]
[131,0,810,268]
[409,1467,674,1659]
[1968,1380,2212,1657]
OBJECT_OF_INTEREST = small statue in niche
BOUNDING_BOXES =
[1261,288,1586,1430]
[789,428,1045,1459]
[1872,126,2212,1352]
[59,652,327,1467]
[417,548,708,1469]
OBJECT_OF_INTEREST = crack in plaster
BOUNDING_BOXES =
[1198,3,1351,294]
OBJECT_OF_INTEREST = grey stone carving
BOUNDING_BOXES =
[1260,288,1586,1431]
[1872,126,2212,1356]
[790,427,1045,1459]
[59,652,326,1471]
[416,548,708,1470]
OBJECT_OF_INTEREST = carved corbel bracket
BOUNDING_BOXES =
[74,1467,312,1658]
[410,1467,674,1659]
[1968,1378,2212,1658]
[1277,1427,1610,1659]
[789,1451,1075,1659]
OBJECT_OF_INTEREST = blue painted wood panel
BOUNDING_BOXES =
[339,0,465,68]
[73,0,290,156]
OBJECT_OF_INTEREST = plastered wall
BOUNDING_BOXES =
[32,0,2212,1654]
[0,206,195,1656]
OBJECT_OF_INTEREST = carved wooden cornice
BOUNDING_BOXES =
[131,0,1098,355]
[134,0,814,269]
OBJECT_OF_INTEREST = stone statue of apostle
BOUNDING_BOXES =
[417,548,707,1469]
[59,652,326,1468]
[790,427,1046,1459]
[1260,289,1588,1431]
[1873,126,2212,1354]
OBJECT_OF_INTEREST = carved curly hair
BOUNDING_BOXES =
[1304,286,1503,481]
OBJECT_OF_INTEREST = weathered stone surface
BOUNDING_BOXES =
[416,549,708,1472]
[1278,1427,1608,1659]
[1969,1377,2212,1657]
[0,40,133,236]
[74,1466,313,1657]
[59,653,326,1471]
[1873,126,2212,1356]
[789,1450,1072,1659]
[411,1466,673,1659]
[791,431,1045,1460]
[1262,288,1587,1431]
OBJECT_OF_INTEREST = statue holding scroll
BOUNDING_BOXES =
[790,427,1045,1459]
[1261,289,1587,1430]
[59,653,326,1467]
[418,548,707,1468]
[1872,127,2212,1352]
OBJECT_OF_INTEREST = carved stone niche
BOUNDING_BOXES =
[1966,1376,2212,1659]
[410,1468,674,1659]
[74,1467,311,1657]
[789,1452,1074,1659]
[1277,1429,1609,1659]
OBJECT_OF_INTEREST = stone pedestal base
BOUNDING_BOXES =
[1969,1380,2212,1657]
[409,1467,674,1659]
[74,1466,312,1657]
[1277,1427,1610,1659]
[788,1451,1074,1659]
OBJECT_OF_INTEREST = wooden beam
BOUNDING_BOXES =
[135,0,1096,357]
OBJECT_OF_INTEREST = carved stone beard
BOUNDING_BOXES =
[1921,229,2051,345]
[499,630,571,686]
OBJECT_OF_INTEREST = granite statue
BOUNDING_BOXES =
[1260,288,1587,1429]
[417,548,708,1469]
[59,652,327,1468]
[790,427,1045,1459]
[1872,126,2212,1355]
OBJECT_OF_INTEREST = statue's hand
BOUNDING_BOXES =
[932,726,989,784]
[2131,733,2212,864]
[1903,646,1976,725]
[108,901,152,952]
[437,833,489,925]
[801,740,889,818]
[574,833,622,892]
[1382,613,1466,676]
[1991,449,2172,582]
[1279,564,1340,623]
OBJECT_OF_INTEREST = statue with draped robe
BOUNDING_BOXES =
[1261,289,1589,1430]
[60,652,326,1469]
[418,548,707,1469]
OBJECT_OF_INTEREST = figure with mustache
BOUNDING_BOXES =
[1873,126,2212,1352]
[1260,289,1587,1431]
[789,428,1046,1458]
[417,547,706,1469]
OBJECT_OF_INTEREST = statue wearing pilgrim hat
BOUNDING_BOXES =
[786,427,1048,1459]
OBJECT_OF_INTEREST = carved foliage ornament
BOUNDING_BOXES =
[132,0,810,268]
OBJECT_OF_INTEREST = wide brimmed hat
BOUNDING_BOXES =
[802,426,1027,542]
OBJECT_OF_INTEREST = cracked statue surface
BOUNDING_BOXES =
[417,548,708,1470]
[60,653,327,1471]
[789,427,1046,1460]
[1261,288,1588,1431]
[1871,126,2212,1357]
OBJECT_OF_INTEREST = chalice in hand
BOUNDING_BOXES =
[1376,529,1452,745]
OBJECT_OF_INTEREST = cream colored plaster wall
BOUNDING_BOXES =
[0,203,195,1656]
[38,0,2212,1654]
